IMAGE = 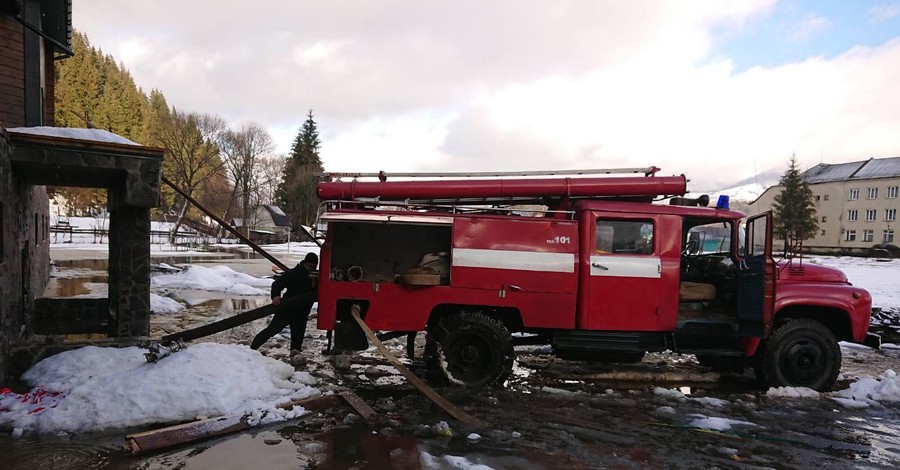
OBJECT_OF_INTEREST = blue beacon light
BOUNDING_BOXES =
[716,195,730,210]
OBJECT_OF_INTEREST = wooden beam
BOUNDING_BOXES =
[339,390,378,424]
[124,415,251,454]
[350,308,486,429]
[161,303,276,343]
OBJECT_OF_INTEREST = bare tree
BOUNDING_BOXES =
[254,155,286,207]
[158,110,227,244]
[219,122,276,237]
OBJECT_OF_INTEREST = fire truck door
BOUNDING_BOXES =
[736,211,775,337]
[586,216,662,331]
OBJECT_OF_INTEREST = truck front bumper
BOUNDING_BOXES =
[863,332,882,349]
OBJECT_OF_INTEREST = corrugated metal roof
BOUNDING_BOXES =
[801,156,900,183]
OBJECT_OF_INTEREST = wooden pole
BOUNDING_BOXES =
[161,175,290,271]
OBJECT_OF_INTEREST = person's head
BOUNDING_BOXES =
[301,252,318,269]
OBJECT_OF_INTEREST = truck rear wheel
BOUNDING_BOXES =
[760,318,841,392]
[425,311,514,387]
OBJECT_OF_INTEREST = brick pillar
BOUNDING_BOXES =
[108,189,151,337]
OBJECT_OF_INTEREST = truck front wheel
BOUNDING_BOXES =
[425,311,515,387]
[760,318,841,392]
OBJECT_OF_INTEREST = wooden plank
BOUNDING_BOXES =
[161,303,277,343]
[339,390,378,423]
[124,415,251,454]
[350,310,486,429]
[276,394,342,412]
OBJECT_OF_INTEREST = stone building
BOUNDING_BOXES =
[1,0,163,383]
[751,156,900,254]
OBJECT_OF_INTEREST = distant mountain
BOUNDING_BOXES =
[693,169,781,202]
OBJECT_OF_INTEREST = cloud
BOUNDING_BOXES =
[868,4,900,21]
[71,1,900,191]
[789,14,831,43]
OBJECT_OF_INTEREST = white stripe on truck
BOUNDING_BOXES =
[589,255,661,279]
[452,248,575,273]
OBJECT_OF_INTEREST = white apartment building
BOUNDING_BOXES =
[751,157,900,254]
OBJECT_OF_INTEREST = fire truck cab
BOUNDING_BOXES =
[314,168,877,391]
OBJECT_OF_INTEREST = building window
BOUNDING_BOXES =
[888,186,898,199]
[34,214,39,246]
[887,209,897,222]
[866,209,877,221]
[863,230,874,242]
[849,188,859,200]
[821,229,826,236]
[822,216,827,223]
[884,230,895,244]
[824,194,830,201]
[868,187,879,199]
[848,210,858,221]
[845,230,856,241]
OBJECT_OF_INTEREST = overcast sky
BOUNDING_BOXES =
[75,0,900,191]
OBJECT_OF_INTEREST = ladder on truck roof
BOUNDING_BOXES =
[317,166,660,181]
[315,166,686,208]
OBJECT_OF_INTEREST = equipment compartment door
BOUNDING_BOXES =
[585,215,662,331]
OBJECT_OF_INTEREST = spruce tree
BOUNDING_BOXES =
[278,110,324,234]
[772,154,819,252]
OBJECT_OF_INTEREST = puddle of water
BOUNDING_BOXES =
[44,277,108,298]
[0,437,118,470]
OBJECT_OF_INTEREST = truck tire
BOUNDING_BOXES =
[424,311,514,387]
[760,318,841,392]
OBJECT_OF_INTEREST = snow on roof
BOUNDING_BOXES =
[802,157,900,184]
[262,205,291,227]
[8,127,140,146]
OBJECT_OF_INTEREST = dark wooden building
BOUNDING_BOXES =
[1,0,164,384]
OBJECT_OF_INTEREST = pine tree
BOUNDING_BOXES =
[278,110,324,234]
[773,154,819,252]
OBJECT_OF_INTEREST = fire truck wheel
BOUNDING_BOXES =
[424,311,514,387]
[761,318,841,392]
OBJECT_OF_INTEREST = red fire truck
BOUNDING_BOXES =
[314,168,879,391]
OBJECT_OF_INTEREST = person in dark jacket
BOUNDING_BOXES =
[250,252,319,352]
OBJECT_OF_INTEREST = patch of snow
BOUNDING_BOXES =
[765,386,821,399]
[150,293,184,314]
[467,433,482,441]
[655,406,676,414]
[539,386,577,396]
[688,415,759,431]
[831,370,900,407]
[692,396,730,407]
[653,387,687,400]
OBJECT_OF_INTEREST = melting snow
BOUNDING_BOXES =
[150,292,185,314]
[0,343,318,434]
[831,370,900,407]
[765,387,821,399]
[151,265,273,295]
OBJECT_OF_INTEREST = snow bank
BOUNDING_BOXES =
[150,293,184,314]
[151,265,273,295]
[0,343,318,434]
[831,370,900,408]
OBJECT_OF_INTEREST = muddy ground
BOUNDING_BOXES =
[1,250,898,469]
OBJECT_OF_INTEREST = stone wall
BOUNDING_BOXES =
[0,129,50,386]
